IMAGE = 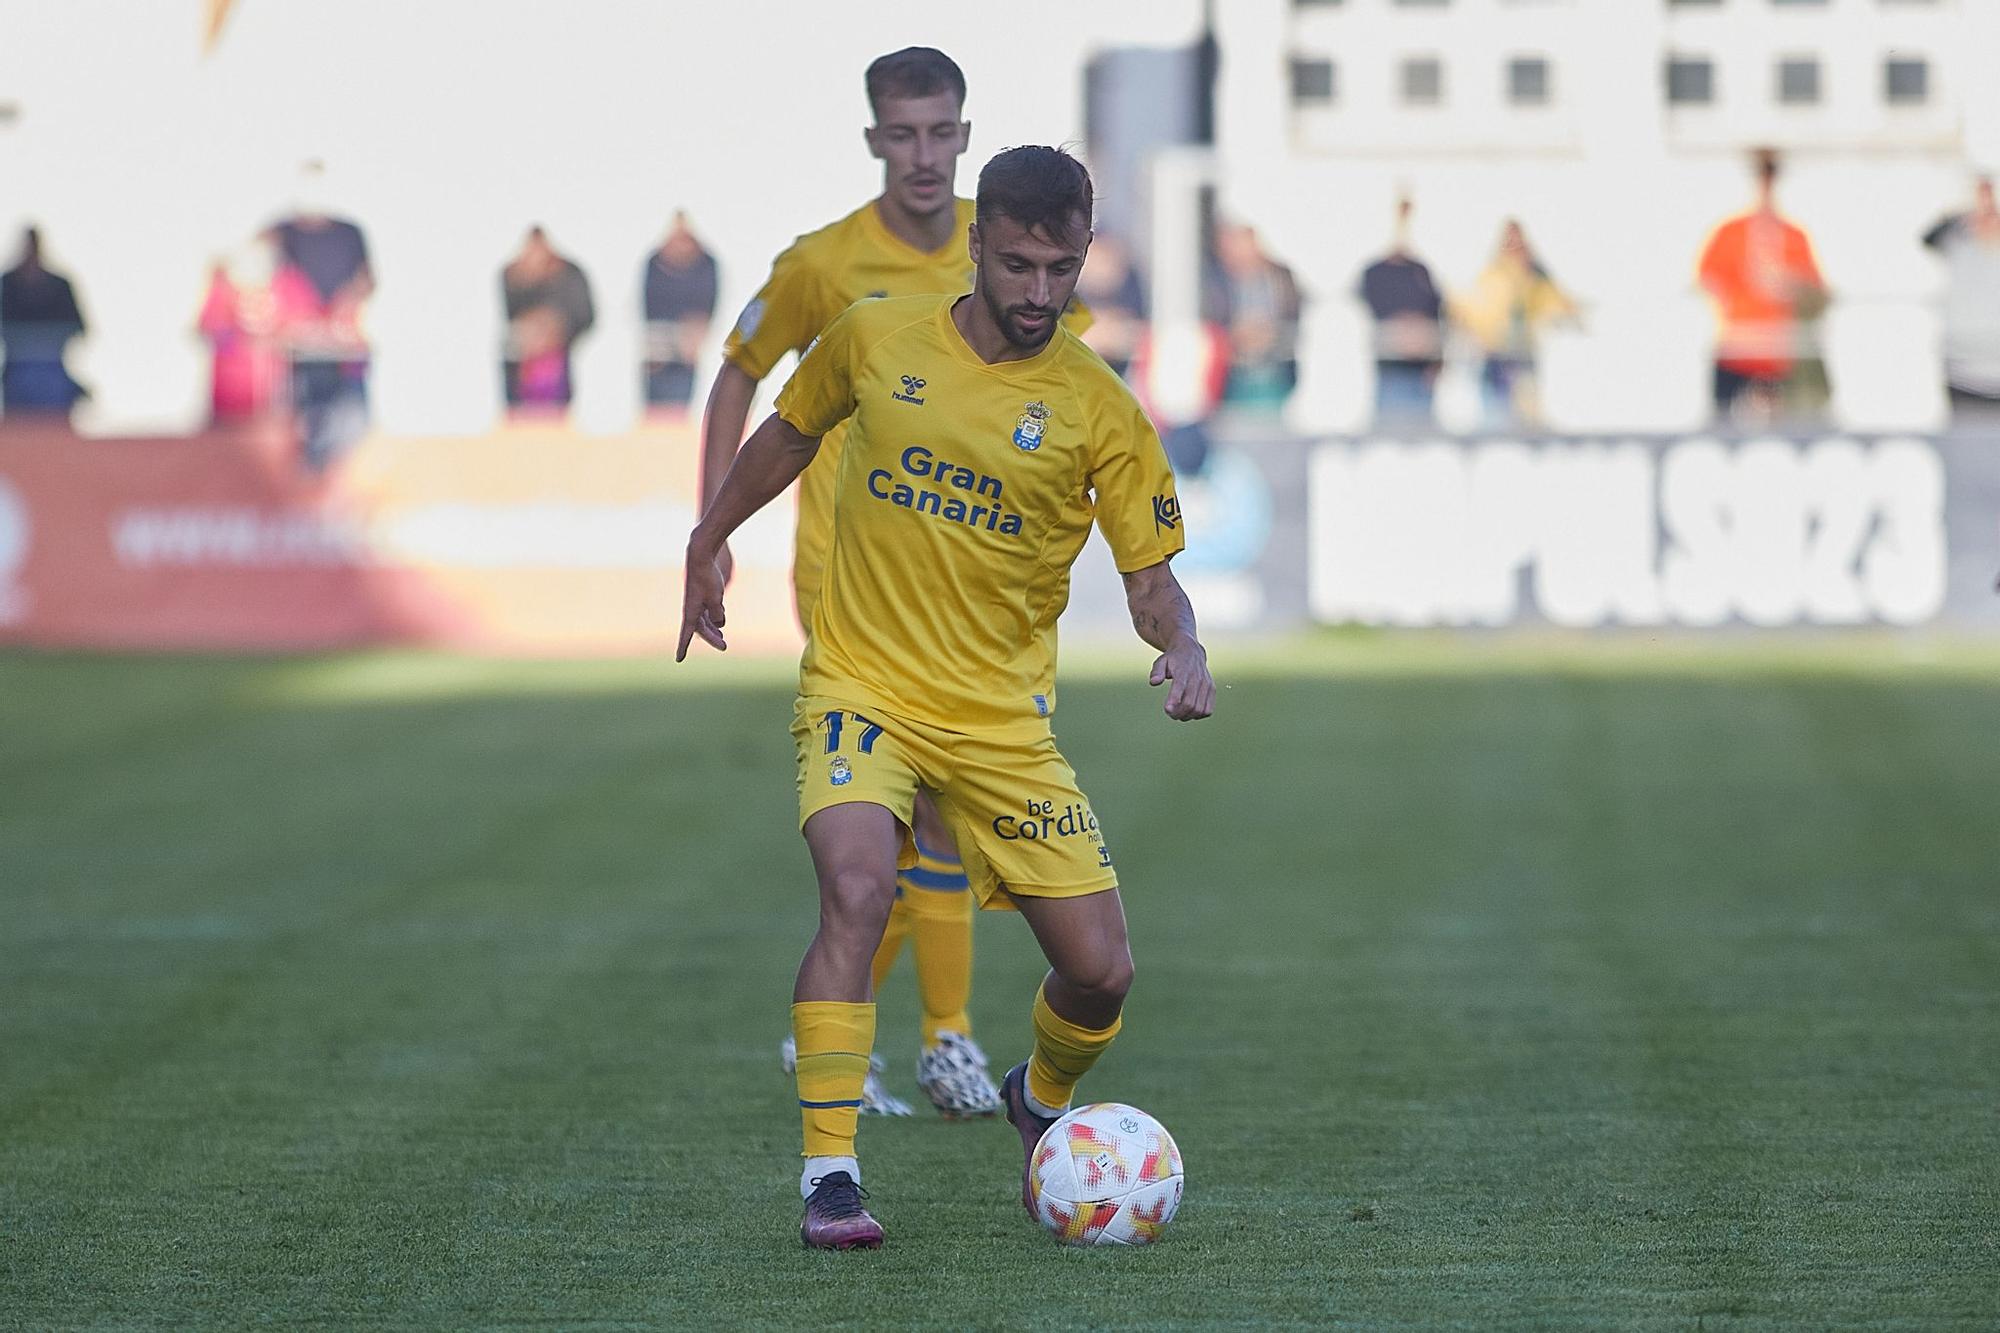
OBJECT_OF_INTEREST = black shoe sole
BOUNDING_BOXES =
[1000,1062,1059,1216]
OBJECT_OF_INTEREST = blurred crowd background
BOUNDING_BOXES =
[2,0,1997,650]
[7,151,1993,465]
[3,0,1997,452]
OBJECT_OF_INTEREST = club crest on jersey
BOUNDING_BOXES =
[828,756,853,787]
[1012,401,1050,452]
[893,374,927,405]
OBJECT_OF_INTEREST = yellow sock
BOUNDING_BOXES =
[792,1001,876,1159]
[900,840,973,1046]
[870,894,913,995]
[1027,984,1121,1114]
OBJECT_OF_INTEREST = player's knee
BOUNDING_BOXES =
[1101,952,1135,1004]
[1062,949,1134,1006]
[820,867,896,938]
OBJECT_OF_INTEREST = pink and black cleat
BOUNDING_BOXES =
[800,1171,884,1251]
[999,1061,1062,1216]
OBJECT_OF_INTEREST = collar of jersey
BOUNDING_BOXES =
[863,196,973,261]
[936,296,1065,379]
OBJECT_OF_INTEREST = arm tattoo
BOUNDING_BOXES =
[1125,568,1197,653]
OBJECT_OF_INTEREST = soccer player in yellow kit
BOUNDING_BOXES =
[701,48,1084,1120]
[680,146,1215,1249]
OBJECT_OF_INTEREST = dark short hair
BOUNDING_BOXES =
[976,146,1094,248]
[865,47,966,117]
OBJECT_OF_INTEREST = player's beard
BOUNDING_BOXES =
[981,282,1057,353]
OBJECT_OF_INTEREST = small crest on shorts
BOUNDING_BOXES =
[1012,401,1050,452]
[828,755,853,787]
[1032,693,1049,718]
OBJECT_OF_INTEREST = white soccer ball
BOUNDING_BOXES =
[1027,1101,1185,1246]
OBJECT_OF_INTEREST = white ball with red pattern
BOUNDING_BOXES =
[1027,1101,1185,1247]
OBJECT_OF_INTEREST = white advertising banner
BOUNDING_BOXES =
[1305,436,1998,630]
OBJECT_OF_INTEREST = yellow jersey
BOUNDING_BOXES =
[774,294,1183,735]
[723,198,1087,621]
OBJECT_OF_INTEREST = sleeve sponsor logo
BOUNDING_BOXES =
[734,298,765,340]
[1153,494,1181,533]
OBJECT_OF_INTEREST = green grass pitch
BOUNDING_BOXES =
[4,638,1998,1329]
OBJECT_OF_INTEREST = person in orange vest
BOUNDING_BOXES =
[1697,148,1830,427]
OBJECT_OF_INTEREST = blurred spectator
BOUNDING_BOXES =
[1076,232,1146,380]
[1358,197,1445,428]
[196,233,316,425]
[642,211,718,415]
[1127,320,1230,477]
[1697,148,1830,427]
[502,226,595,416]
[0,226,88,420]
[1921,176,2000,422]
[1214,222,1302,410]
[272,166,374,469]
[1452,219,1577,430]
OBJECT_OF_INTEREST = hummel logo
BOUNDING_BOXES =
[893,374,927,406]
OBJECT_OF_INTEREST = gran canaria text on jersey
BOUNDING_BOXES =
[866,445,1025,537]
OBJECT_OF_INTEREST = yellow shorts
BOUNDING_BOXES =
[791,695,1119,910]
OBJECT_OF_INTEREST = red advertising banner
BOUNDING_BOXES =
[0,423,803,656]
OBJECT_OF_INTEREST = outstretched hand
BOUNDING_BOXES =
[676,545,728,661]
[1148,642,1214,721]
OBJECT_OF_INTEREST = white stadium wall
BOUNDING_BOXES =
[4,1,1994,441]
[1211,0,2000,437]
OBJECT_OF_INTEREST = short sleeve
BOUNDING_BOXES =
[773,304,862,439]
[1784,225,1826,294]
[1696,222,1734,293]
[722,246,831,380]
[1087,389,1185,573]
[1416,266,1442,320]
[1061,294,1096,338]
